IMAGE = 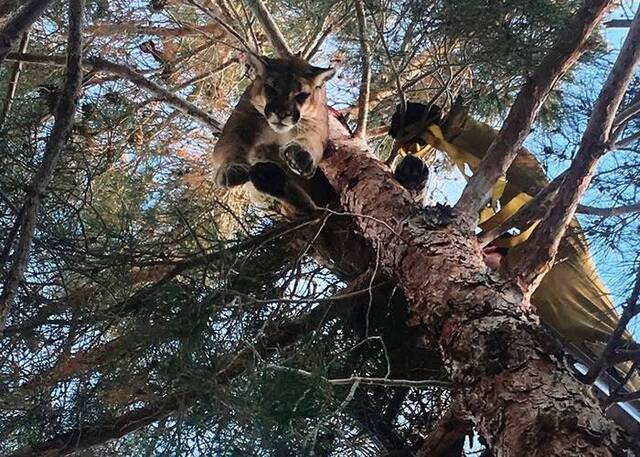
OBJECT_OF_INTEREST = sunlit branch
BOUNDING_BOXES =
[514,8,640,292]
[243,0,292,57]
[454,0,616,228]
[354,0,371,139]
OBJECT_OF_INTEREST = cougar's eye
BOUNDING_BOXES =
[295,92,310,104]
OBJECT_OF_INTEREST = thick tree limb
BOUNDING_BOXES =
[354,0,371,139]
[454,0,615,227]
[243,0,291,57]
[0,0,52,66]
[321,116,629,455]
[0,0,84,333]
[514,8,640,292]
[5,52,224,133]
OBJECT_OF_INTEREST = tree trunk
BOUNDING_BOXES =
[320,118,633,456]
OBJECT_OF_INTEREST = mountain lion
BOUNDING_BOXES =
[212,53,335,214]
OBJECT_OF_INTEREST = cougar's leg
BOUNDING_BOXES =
[249,162,318,215]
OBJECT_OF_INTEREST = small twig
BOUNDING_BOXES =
[328,376,450,389]
[364,0,406,165]
[577,202,640,217]
[613,130,640,148]
[604,19,634,28]
[172,57,239,92]
[227,280,392,304]
[322,207,409,244]
[265,364,450,389]
[186,0,254,53]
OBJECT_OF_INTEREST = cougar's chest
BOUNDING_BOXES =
[246,113,301,163]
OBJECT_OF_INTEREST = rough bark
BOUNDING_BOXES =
[320,118,631,456]
[417,403,470,457]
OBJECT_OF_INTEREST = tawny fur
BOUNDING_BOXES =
[212,54,335,214]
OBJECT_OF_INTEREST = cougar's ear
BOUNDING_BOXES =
[246,52,267,78]
[309,66,336,88]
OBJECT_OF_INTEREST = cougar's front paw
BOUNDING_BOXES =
[215,163,251,187]
[282,143,316,178]
[250,162,287,197]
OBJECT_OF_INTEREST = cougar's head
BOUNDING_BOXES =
[247,53,335,133]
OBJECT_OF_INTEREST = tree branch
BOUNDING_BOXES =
[0,0,52,66]
[614,129,640,148]
[6,273,382,455]
[580,263,640,385]
[0,29,29,130]
[514,8,640,292]
[577,202,640,217]
[0,0,84,333]
[7,399,178,457]
[320,115,628,455]
[354,0,371,139]
[301,12,349,60]
[454,0,615,228]
[243,0,292,57]
[85,22,225,38]
[477,171,567,247]
[605,18,634,28]
[5,52,224,133]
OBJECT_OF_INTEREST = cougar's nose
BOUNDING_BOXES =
[279,110,300,123]
[272,107,292,119]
